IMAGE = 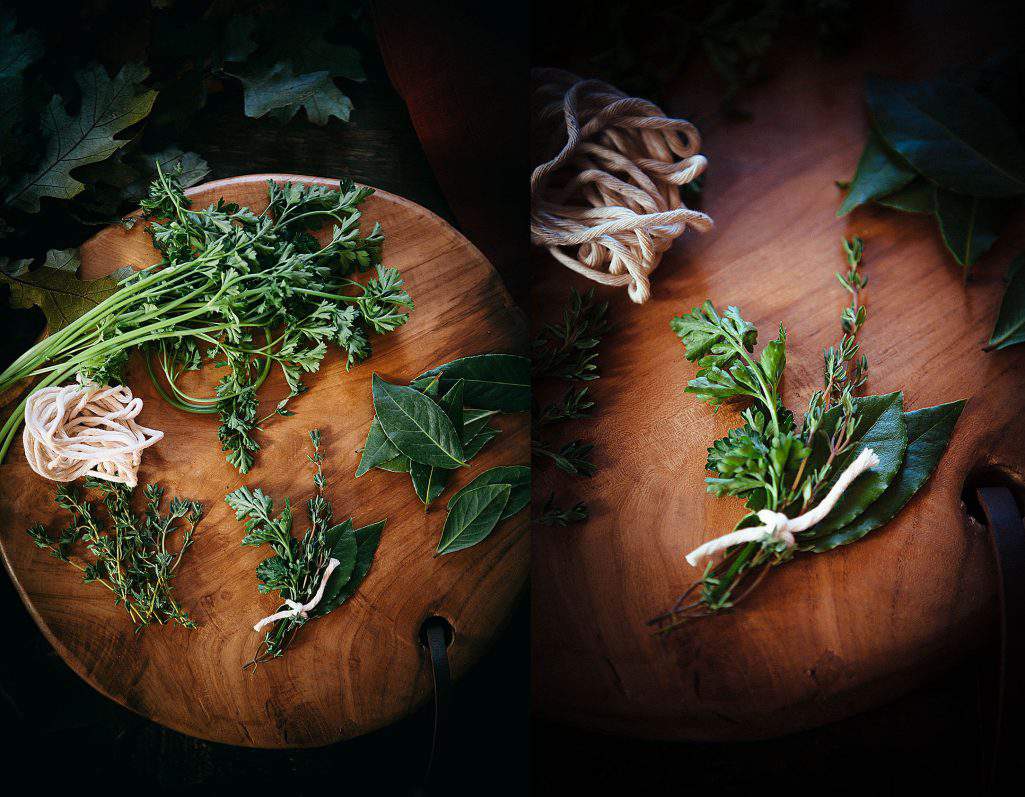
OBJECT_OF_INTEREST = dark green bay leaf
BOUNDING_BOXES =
[867,75,1025,197]
[410,380,464,508]
[463,425,500,459]
[411,460,450,507]
[933,188,1009,270]
[837,131,916,217]
[412,354,530,412]
[987,253,1025,350]
[448,465,531,520]
[355,416,400,477]
[372,374,465,469]
[323,520,358,586]
[313,519,385,616]
[800,392,908,541]
[876,178,934,214]
[377,454,411,473]
[809,400,966,552]
[436,484,511,555]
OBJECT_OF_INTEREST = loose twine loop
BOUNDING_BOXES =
[530,67,713,304]
[685,448,881,566]
[22,376,163,489]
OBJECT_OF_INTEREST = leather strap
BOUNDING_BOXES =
[976,486,1025,790]
[421,618,451,790]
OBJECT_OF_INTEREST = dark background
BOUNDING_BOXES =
[0,1,527,794]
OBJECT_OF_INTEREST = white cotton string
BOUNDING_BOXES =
[22,376,164,489]
[252,557,341,633]
[530,67,713,304]
[685,448,882,567]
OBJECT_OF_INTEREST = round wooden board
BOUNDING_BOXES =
[0,175,528,748]
[531,39,1025,739]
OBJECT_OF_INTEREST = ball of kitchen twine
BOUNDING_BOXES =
[23,377,163,488]
[531,68,713,303]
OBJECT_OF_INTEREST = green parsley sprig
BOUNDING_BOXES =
[0,167,412,474]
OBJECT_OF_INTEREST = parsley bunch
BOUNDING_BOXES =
[27,479,201,631]
[0,167,412,473]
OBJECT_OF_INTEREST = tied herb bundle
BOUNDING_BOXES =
[226,430,384,667]
[27,479,201,630]
[0,167,412,474]
[651,239,965,634]
[355,353,531,554]
[837,52,1025,350]
[531,288,609,526]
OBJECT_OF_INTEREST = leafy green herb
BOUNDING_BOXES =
[226,429,383,667]
[532,288,609,382]
[436,484,511,556]
[835,131,915,217]
[27,479,201,631]
[536,493,588,527]
[448,465,531,521]
[866,75,1025,197]
[987,253,1025,351]
[0,169,412,474]
[933,188,1009,272]
[808,400,965,551]
[412,353,531,412]
[652,238,965,632]
[372,374,466,470]
[532,288,607,524]
[840,61,1025,343]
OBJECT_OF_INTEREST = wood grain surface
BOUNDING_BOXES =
[0,175,528,748]
[531,31,1025,739]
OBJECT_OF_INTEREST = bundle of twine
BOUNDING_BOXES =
[531,68,713,304]
[23,377,163,488]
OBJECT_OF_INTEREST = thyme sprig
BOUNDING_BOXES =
[27,479,201,630]
[0,166,412,474]
[532,288,608,524]
[652,238,872,632]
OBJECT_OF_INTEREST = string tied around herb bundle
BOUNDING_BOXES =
[531,68,713,304]
[252,557,341,633]
[685,447,881,566]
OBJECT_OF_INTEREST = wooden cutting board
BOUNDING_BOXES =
[531,37,1025,738]
[0,175,528,748]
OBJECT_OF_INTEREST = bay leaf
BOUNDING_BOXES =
[867,75,1025,197]
[372,374,466,469]
[377,454,411,473]
[411,460,450,507]
[312,519,385,616]
[322,520,358,586]
[988,253,1025,350]
[808,399,966,552]
[463,425,500,459]
[875,178,934,214]
[933,187,1009,270]
[836,131,916,217]
[436,484,511,555]
[409,380,464,508]
[800,391,908,541]
[411,353,530,412]
[354,416,400,477]
[447,465,530,520]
